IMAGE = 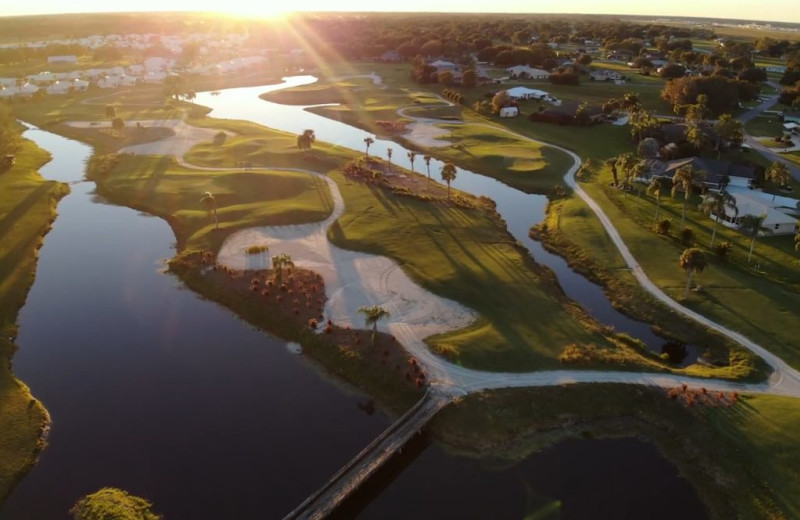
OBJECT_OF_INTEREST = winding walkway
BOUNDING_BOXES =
[109,85,800,400]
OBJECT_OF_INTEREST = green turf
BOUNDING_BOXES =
[426,122,575,193]
[92,154,334,253]
[0,139,66,504]
[564,166,800,370]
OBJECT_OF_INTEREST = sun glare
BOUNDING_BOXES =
[221,5,289,19]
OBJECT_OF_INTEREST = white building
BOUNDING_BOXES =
[0,83,40,97]
[505,86,550,101]
[715,190,799,236]
[506,65,551,80]
[143,71,168,83]
[46,81,71,94]
[144,57,175,72]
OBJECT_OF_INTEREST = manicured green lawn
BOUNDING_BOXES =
[428,122,575,193]
[0,139,66,503]
[745,115,786,138]
[563,166,800,370]
[92,154,334,253]
[433,384,800,519]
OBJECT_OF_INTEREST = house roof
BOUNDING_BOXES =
[505,86,549,98]
[728,191,797,227]
[651,157,757,186]
[543,100,603,119]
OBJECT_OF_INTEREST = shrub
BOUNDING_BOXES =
[213,131,227,146]
[111,117,125,130]
[713,241,732,261]
[653,218,672,235]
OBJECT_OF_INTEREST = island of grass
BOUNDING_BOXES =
[173,118,762,379]
[0,136,69,503]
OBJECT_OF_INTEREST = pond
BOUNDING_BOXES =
[1,82,706,519]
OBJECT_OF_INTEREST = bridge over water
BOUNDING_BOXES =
[283,389,454,520]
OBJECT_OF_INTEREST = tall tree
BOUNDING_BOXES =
[679,248,707,299]
[199,191,219,230]
[423,155,432,187]
[713,114,743,153]
[386,147,393,171]
[684,123,708,152]
[766,162,791,200]
[440,162,457,198]
[699,191,737,247]
[407,151,417,173]
[647,177,663,221]
[672,165,706,228]
[271,253,294,286]
[738,214,771,263]
[357,305,391,348]
[605,157,619,186]
[363,137,374,158]
[615,152,636,194]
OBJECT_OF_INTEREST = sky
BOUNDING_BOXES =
[1,0,799,24]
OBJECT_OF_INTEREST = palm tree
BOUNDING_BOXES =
[357,305,391,348]
[363,137,374,158]
[296,129,315,152]
[441,162,457,198]
[684,123,707,152]
[199,191,219,230]
[738,214,772,263]
[713,114,743,154]
[615,153,636,196]
[647,177,663,221]
[766,162,791,201]
[672,165,705,228]
[423,155,432,186]
[699,190,737,247]
[679,248,707,299]
[407,151,417,173]
[271,253,294,286]
[386,147,393,171]
[605,157,619,186]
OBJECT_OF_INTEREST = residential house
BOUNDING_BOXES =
[783,111,800,124]
[0,83,40,98]
[46,81,71,95]
[589,69,624,82]
[506,65,551,80]
[380,50,402,62]
[644,157,757,190]
[529,100,604,125]
[504,86,550,101]
[714,190,798,235]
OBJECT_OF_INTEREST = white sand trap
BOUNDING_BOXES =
[66,119,232,158]
[403,122,452,148]
[217,171,476,382]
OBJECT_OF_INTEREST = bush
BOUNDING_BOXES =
[681,227,694,246]
[713,241,732,261]
[111,117,125,131]
[71,488,161,520]
[213,131,227,146]
[653,218,672,235]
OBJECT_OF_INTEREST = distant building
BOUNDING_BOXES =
[47,55,77,64]
[380,50,402,62]
[644,157,757,190]
[506,66,550,80]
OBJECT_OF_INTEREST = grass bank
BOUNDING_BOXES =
[432,384,800,520]
[556,165,800,370]
[0,139,68,504]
